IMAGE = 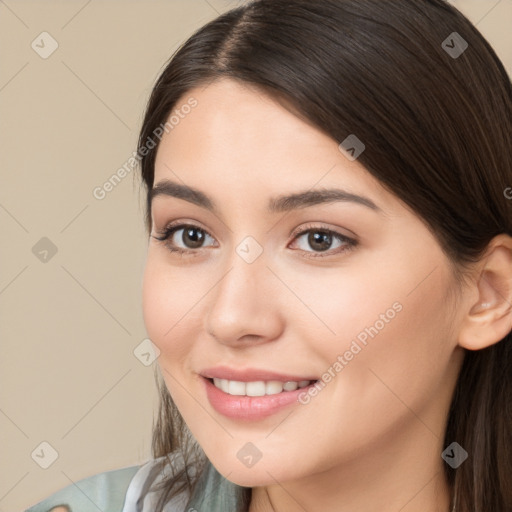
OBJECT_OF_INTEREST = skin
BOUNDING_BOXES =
[142,78,512,512]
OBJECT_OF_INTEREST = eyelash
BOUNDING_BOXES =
[151,221,358,259]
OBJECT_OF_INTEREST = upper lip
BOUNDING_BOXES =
[200,366,318,382]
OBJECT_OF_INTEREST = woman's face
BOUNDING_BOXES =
[142,78,464,489]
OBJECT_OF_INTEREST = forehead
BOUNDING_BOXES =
[156,78,334,164]
[152,78,397,214]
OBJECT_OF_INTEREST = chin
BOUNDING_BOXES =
[209,455,297,488]
[220,468,280,488]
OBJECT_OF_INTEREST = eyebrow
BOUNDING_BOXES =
[149,179,382,215]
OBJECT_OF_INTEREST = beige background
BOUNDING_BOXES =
[1,1,511,511]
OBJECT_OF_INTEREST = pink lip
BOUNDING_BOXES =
[200,365,318,382]
[202,376,318,421]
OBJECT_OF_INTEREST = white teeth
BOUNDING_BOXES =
[283,381,298,391]
[228,380,246,395]
[266,380,283,395]
[212,378,314,396]
[246,381,266,396]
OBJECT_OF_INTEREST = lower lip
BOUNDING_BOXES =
[202,377,318,421]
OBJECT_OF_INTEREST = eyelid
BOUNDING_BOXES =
[152,220,358,258]
[153,218,213,239]
[288,221,356,241]
[152,221,217,248]
[287,222,357,258]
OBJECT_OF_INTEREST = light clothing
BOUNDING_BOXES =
[24,452,250,512]
[24,465,140,512]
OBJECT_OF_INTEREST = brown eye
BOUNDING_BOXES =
[288,224,358,259]
[152,223,216,254]
[179,226,206,249]
[307,231,333,252]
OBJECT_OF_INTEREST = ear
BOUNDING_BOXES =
[457,234,512,351]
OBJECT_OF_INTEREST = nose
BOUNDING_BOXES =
[205,253,285,348]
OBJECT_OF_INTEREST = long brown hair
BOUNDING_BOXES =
[136,1,512,510]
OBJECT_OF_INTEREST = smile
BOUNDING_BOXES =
[211,378,315,397]
[202,376,321,420]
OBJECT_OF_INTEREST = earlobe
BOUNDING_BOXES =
[457,234,512,351]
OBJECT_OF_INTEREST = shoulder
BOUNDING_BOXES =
[24,453,194,512]
[24,453,244,512]
[121,452,192,511]
[24,464,141,512]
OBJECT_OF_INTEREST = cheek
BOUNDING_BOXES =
[277,261,401,354]
[141,255,199,362]
[288,249,455,406]
[142,259,167,349]
[324,263,455,419]
[142,259,204,412]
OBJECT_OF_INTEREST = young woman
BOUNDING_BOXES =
[25,0,512,511]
